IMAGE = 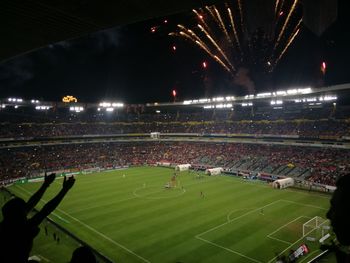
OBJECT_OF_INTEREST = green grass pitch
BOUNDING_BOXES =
[4,167,333,263]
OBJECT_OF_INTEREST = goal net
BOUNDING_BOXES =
[303,216,331,243]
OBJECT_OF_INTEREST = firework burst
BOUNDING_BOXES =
[170,0,303,79]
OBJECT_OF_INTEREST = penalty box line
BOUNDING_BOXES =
[194,200,283,263]
[196,199,282,238]
[266,215,311,245]
[195,199,323,263]
[196,236,263,263]
[16,185,151,263]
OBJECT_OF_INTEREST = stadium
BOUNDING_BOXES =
[1,0,349,263]
[1,83,350,262]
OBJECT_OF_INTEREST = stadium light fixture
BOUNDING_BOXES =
[99,102,124,108]
[270,100,283,105]
[35,106,50,110]
[213,97,224,102]
[306,97,317,102]
[203,105,214,109]
[219,103,232,108]
[106,107,114,112]
[8,98,23,103]
[31,100,40,104]
[276,91,287,96]
[298,87,312,94]
[322,95,337,101]
[257,92,272,97]
[69,106,84,112]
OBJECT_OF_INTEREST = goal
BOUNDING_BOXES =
[302,216,331,243]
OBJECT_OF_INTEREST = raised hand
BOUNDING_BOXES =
[63,176,75,191]
[44,173,56,186]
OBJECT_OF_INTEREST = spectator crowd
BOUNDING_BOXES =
[0,119,349,139]
[1,142,349,186]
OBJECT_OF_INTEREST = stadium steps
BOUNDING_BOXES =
[288,167,304,177]
[250,162,265,171]
[263,165,274,173]
[271,165,283,174]
[284,166,296,176]
[234,160,246,169]
[282,166,295,175]
[298,168,311,178]
[246,159,258,170]
[231,159,242,168]
[277,166,289,175]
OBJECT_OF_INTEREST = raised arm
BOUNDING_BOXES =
[26,173,56,213]
[29,176,75,226]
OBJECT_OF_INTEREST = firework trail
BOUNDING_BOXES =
[274,0,300,50]
[171,0,302,79]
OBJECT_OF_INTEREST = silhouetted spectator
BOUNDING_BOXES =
[0,174,75,263]
[326,175,350,262]
[70,246,96,263]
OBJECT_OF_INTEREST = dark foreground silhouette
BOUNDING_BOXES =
[0,174,75,263]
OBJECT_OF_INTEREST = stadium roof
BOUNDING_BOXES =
[0,0,225,63]
[1,83,348,111]
[1,0,338,63]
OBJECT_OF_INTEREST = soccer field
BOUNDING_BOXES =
[7,167,332,263]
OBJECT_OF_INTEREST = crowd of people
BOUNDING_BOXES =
[1,108,349,262]
[1,142,349,186]
[0,118,349,139]
[0,103,350,139]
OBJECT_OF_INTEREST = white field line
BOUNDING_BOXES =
[68,174,212,214]
[265,200,328,262]
[15,185,70,224]
[195,200,283,263]
[267,227,320,263]
[267,236,292,245]
[16,185,150,263]
[266,215,311,245]
[196,199,282,238]
[306,250,329,263]
[267,215,310,238]
[196,199,324,262]
[38,255,50,262]
[226,208,255,222]
[222,177,331,200]
[299,249,321,263]
[196,236,263,263]
[280,199,328,211]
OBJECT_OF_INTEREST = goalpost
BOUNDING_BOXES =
[302,216,331,243]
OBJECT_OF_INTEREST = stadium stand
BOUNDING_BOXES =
[1,142,349,186]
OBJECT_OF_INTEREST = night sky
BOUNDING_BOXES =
[0,0,349,104]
